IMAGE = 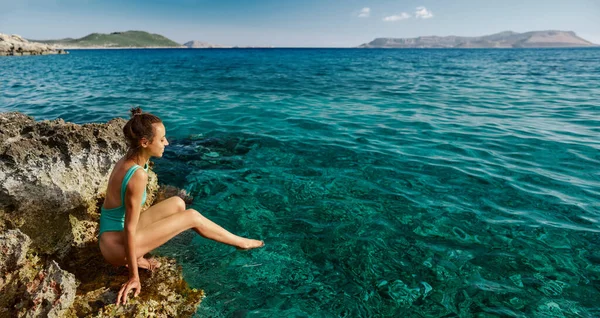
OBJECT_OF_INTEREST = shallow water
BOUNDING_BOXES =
[2,48,600,317]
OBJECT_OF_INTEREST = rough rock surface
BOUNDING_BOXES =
[0,229,204,317]
[66,253,204,317]
[0,113,204,316]
[0,112,158,255]
[22,260,78,318]
[0,229,31,275]
[0,229,77,318]
[0,33,68,56]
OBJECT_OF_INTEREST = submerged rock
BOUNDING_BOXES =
[154,184,194,205]
[0,112,203,316]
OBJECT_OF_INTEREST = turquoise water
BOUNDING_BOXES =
[2,48,600,317]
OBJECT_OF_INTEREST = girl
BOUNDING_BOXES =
[98,107,264,305]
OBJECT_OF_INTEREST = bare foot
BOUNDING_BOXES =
[236,238,265,250]
[126,257,161,271]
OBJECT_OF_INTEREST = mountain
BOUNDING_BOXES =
[183,40,230,48]
[358,30,596,48]
[29,31,183,48]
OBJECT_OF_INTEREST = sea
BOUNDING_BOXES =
[2,48,600,317]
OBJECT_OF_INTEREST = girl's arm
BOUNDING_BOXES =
[117,169,148,305]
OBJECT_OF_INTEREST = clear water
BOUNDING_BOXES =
[2,48,600,317]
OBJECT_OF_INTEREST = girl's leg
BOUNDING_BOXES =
[130,196,186,270]
[137,196,249,248]
[100,209,263,266]
[137,196,186,230]
[134,209,263,256]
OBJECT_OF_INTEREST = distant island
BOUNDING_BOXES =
[358,30,596,48]
[29,31,183,48]
[16,29,598,50]
[28,30,233,49]
[183,40,229,48]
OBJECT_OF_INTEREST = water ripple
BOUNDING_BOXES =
[2,48,600,316]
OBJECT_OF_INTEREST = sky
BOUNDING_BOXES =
[1,0,599,47]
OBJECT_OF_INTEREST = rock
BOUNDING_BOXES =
[0,229,38,316]
[22,261,78,318]
[0,112,158,255]
[0,32,68,56]
[0,229,76,318]
[0,40,12,52]
[68,255,204,317]
[0,112,205,317]
[0,229,31,275]
[68,215,99,248]
[154,184,194,205]
[0,230,204,317]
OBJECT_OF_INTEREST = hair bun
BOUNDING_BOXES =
[130,106,143,118]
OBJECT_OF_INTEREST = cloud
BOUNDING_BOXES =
[358,7,370,18]
[415,6,433,19]
[383,12,411,22]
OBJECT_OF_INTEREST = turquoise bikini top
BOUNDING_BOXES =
[98,163,148,237]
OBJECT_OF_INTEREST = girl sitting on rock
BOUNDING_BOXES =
[98,107,264,305]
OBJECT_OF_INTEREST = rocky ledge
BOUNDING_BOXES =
[0,112,203,317]
[0,33,68,56]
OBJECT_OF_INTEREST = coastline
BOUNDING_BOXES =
[56,45,600,50]
[59,46,277,49]
[0,112,203,317]
[0,50,68,56]
[58,46,185,49]
[0,32,68,56]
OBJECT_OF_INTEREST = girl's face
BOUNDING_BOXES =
[143,123,169,158]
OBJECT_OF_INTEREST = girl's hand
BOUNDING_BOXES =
[117,277,141,305]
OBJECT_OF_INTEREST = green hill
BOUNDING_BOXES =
[31,31,182,48]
